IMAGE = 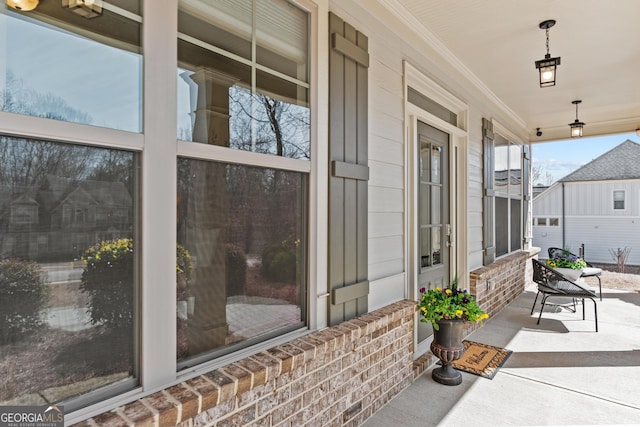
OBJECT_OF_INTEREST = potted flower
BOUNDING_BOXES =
[546,252,586,281]
[417,277,488,386]
[417,277,488,330]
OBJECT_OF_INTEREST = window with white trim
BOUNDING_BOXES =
[0,1,142,411]
[494,136,522,257]
[613,190,625,210]
[1,0,316,417]
[175,0,310,368]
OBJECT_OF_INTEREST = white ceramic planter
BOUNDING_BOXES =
[554,267,582,281]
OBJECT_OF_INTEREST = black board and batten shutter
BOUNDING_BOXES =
[328,13,369,325]
[482,118,496,265]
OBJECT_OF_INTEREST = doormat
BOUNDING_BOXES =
[452,340,512,379]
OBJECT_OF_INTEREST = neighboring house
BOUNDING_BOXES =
[0,178,133,260]
[533,140,640,265]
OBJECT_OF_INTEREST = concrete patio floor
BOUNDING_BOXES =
[365,285,640,427]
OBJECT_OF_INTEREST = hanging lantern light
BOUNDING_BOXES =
[534,20,561,88]
[569,100,585,138]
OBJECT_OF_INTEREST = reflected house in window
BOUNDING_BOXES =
[0,177,132,261]
[10,194,39,226]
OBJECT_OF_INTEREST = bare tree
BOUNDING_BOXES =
[532,164,554,186]
[228,86,310,159]
[609,247,631,273]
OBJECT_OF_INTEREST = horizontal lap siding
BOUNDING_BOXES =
[367,26,406,284]
[332,1,510,290]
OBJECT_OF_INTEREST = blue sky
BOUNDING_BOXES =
[532,131,640,185]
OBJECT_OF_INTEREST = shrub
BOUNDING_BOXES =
[261,238,299,283]
[226,243,247,296]
[82,239,193,332]
[0,258,47,344]
[81,238,134,332]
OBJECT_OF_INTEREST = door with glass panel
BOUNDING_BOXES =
[417,121,450,343]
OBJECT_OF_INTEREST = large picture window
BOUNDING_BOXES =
[1,0,314,418]
[0,136,139,409]
[175,0,311,368]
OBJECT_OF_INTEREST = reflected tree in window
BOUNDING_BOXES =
[0,137,137,407]
[1,70,93,124]
[229,86,310,159]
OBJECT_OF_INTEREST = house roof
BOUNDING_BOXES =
[559,140,640,182]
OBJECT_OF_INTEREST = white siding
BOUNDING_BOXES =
[533,180,640,264]
[330,0,529,303]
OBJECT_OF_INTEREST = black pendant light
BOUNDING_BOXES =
[535,20,561,87]
[569,100,585,138]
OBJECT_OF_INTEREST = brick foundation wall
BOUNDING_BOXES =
[72,300,416,427]
[469,248,539,322]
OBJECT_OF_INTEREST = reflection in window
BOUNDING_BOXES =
[419,133,445,269]
[176,0,310,159]
[0,3,142,132]
[494,137,522,256]
[0,136,138,410]
[176,158,306,367]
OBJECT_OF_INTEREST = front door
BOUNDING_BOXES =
[416,121,450,343]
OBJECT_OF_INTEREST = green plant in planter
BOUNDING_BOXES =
[0,258,47,344]
[417,277,488,330]
[546,251,587,270]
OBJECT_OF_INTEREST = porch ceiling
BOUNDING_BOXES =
[382,0,640,142]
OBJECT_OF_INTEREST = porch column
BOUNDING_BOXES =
[185,68,238,353]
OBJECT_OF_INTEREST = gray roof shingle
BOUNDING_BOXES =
[559,139,640,182]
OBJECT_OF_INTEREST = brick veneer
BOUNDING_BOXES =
[72,300,416,427]
[469,248,539,322]
[71,251,537,427]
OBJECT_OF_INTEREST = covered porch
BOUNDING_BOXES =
[366,282,640,426]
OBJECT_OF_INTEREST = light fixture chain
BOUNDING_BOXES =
[545,28,550,55]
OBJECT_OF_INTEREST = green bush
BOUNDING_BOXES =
[81,238,135,331]
[82,239,193,332]
[261,239,298,283]
[0,258,47,344]
[226,243,247,296]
